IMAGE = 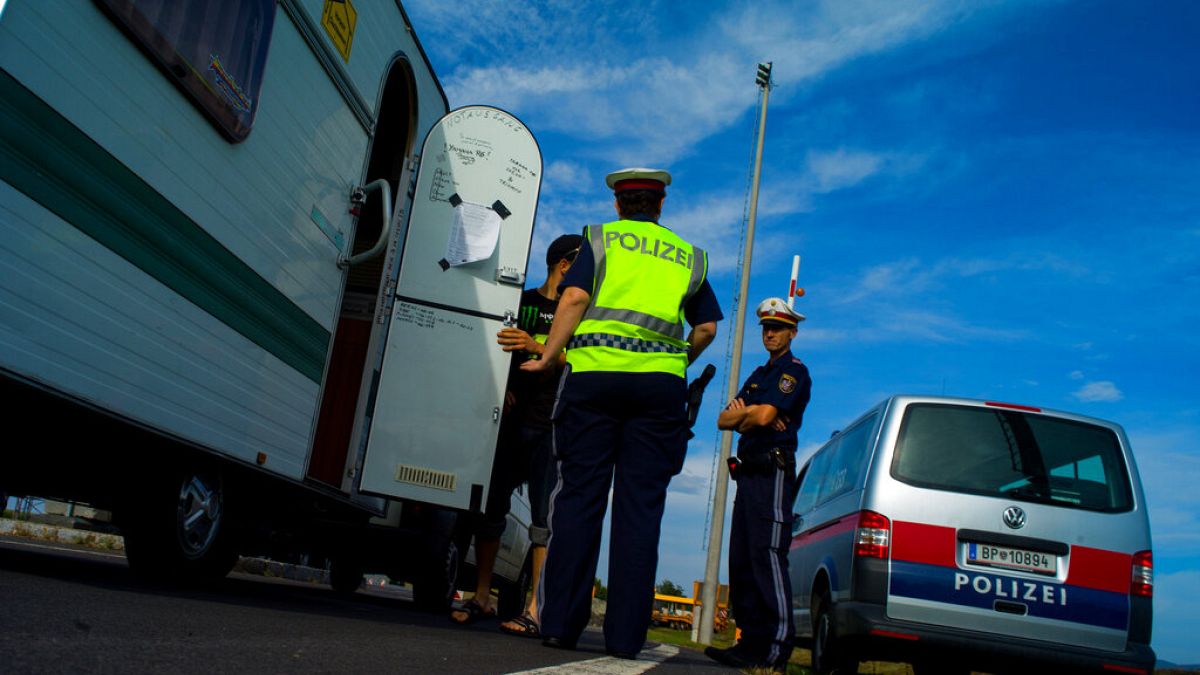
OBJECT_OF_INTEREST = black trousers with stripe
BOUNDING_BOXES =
[729,464,797,663]
[538,371,688,655]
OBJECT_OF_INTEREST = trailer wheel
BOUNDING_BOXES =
[123,467,238,582]
[411,507,460,613]
[496,552,533,620]
[412,539,458,612]
[329,557,365,594]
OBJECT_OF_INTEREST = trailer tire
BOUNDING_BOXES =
[412,539,458,612]
[122,467,238,582]
[329,557,365,594]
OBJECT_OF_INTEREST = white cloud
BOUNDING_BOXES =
[667,187,811,274]
[1128,429,1200,558]
[415,1,1003,165]
[881,309,1028,343]
[1072,380,1123,402]
[836,254,1092,306]
[806,149,885,192]
[543,161,594,195]
[669,450,718,499]
[793,327,851,345]
[1152,570,1200,663]
[1069,370,1085,380]
[718,1,983,89]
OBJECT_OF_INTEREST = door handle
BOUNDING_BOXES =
[338,178,394,268]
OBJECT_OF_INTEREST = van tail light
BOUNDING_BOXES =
[1131,550,1153,597]
[855,510,891,559]
[1102,665,1149,674]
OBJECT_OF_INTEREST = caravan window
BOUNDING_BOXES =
[96,0,276,142]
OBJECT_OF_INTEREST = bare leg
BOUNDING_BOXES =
[526,544,547,618]
[451,538,500,622]
[472,539,501,610]
[499,544,547,634]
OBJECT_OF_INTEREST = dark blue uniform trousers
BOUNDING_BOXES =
[538,371,687,654]
[729,464,797,664]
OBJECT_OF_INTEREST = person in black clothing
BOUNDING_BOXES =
[450,234,581,635]
[706,297,812,673]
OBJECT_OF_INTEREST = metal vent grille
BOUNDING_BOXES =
[394,464,457,491]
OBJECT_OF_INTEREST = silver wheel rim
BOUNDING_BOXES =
[176,474,221,558]
[816,612,829,666]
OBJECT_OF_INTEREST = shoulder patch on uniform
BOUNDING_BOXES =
[779,374,797,394]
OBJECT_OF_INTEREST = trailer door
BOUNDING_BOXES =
[358,107,540,511]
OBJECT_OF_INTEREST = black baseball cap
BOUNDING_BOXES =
[546,234,583,266]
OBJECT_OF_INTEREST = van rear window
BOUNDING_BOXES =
[891,404,1133,512]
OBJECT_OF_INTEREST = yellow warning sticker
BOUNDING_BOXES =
[321,0,358,63]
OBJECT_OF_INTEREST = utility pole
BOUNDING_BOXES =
[697,61,772,645]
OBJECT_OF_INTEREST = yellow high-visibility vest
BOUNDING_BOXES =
[566,220,708,378]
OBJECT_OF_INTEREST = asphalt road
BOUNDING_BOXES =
[0,536,731,674]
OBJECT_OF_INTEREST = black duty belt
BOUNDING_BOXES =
[727,447,795,480]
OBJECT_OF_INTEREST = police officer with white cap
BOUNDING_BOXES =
[522,168,723,658]
[706,297,811,672]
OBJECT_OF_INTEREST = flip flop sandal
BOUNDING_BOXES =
[450,599,496,625]
[499,611,541,638]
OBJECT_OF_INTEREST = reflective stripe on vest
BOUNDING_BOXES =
[567,220,707,377]
[567,333,688,354]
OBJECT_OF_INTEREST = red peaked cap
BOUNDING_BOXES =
[607,168,671,193]
[612,178,667,193]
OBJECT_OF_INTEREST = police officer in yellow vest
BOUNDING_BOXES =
[521,168,723,658]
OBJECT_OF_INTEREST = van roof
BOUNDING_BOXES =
[879,395,1125,433]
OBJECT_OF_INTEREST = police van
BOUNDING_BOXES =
[788,396,1155,674]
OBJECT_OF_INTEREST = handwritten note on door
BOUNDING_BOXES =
[442,200,502,267]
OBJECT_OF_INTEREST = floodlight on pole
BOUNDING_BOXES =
[755,62,773,88]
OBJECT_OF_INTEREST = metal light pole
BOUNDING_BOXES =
[697,61,772,645]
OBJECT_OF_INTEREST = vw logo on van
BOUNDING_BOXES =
[1003,506,1027,530]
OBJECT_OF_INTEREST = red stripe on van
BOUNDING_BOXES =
[891,521,956,567]
[790,512,859,549]
[1067,546,1131,595]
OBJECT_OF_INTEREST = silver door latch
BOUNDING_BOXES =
[493,406,501,422]
[496,266,525,286]
[503,310,517,327]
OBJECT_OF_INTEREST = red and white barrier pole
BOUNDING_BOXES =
[788,255,801,308]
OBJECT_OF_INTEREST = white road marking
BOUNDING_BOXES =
[504,643,679,674]
[0,538,126,559]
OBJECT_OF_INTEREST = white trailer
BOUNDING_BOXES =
[0,0,537,609]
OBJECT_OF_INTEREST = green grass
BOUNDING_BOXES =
[646,625,817,674]
[646,625,737,651]
[646,625,917,674]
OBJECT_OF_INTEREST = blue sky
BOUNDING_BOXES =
[403,0,1200,662]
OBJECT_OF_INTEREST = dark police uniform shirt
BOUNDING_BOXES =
[735,349,812,457]
[558,217,724,328]
[507,287,559,431]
